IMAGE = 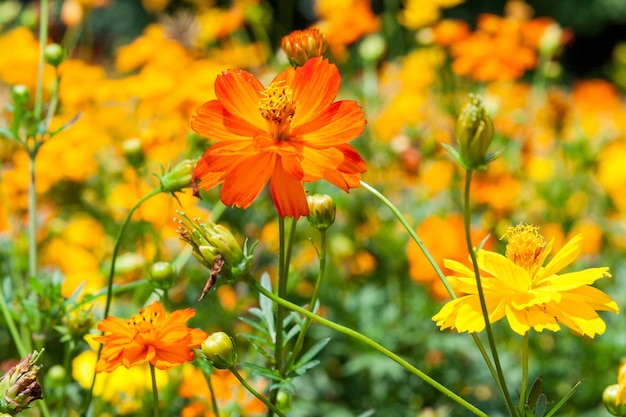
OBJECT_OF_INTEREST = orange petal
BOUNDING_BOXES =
[214,69,266,130]
[270,158,308,218]
[300,146,345,181]
[281,155,304,180]
[292,100,365,146]
[290,57,341,127]
[191,100,260,140]
[220,152,275,209]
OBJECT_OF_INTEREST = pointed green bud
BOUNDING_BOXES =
[159,159,196,194]
[453,94,495,170]
[201,332,237,369]
[306,194,336,231]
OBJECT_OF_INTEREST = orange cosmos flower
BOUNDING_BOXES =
[94,301,208,372]
[191,57,366,218]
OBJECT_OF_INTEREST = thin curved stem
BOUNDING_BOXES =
[360,180,499,383]
[463,170,517,417]
[230,366,287,417]
[244,275,488,417]
[359,180,455,298]
[82,187,162,414]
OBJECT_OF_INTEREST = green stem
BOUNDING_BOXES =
[27,151,37,281]
[274,217,287,372]
[103,187,162,319]
[268,217,297,416]
[150,364,160,417]
[463,170,517,417]
[0,284,27,357]
[82,187,162,414]
[359,180,455,298]
[244,275,488,417]
[230,366,287,417]
[285,228,327,371]
[34,0,48,122]
[206,371,221,417]
[360,180,500,383]
[518,333,529,413]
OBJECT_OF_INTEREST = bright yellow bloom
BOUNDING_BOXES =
[433,224,618,337]
[94,301,208,372]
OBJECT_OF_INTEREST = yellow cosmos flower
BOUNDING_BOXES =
[433,224,619,337]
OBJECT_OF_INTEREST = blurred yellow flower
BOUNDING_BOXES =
[72,348,168,415]
[399,0,465,30]
[433,224,619,336]
[0,27,54,90]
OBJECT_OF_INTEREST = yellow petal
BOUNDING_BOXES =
[540,234,583,278]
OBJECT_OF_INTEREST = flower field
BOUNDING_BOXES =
[1,0,626,416]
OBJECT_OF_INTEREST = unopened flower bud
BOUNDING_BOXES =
[281,28,327,67]
[358,33,386,62]
[10,85,30,105]
[454,94,495,170]
[176,212,248,280]
[65,308,94,340]
[123,138,144,168]
[201,332,237,369]
[0,350,44,415]
[44,44,65,67]
[276,390,292,413]
[603,384,626,416]
[306,194,335,231]
[159,159,196,194]
[149,261,175,289]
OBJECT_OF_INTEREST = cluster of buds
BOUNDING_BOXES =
[443,94,497,171]
[281,28,328,67]
[0,350,44,415]
[176,212,253,299]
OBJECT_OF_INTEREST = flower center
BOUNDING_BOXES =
[258,81,296,141]
[127,309,160,333]
[502,224,546,273]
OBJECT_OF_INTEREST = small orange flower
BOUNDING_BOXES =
[191,57,366,218]
[94,301,208,372]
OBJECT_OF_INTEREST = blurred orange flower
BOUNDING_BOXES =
[179,364,265,417]
[407,214,492,299]
[94,301,208,372]
[449,14,550,81]
[313,0,380,60]
[191,57,366,218]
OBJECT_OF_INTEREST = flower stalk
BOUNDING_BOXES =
[463,170,517,417]
[243,274,488,417]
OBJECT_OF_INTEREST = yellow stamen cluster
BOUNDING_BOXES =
[502,224,546,272]
[258,81,296,140]
[127,309,160,333]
